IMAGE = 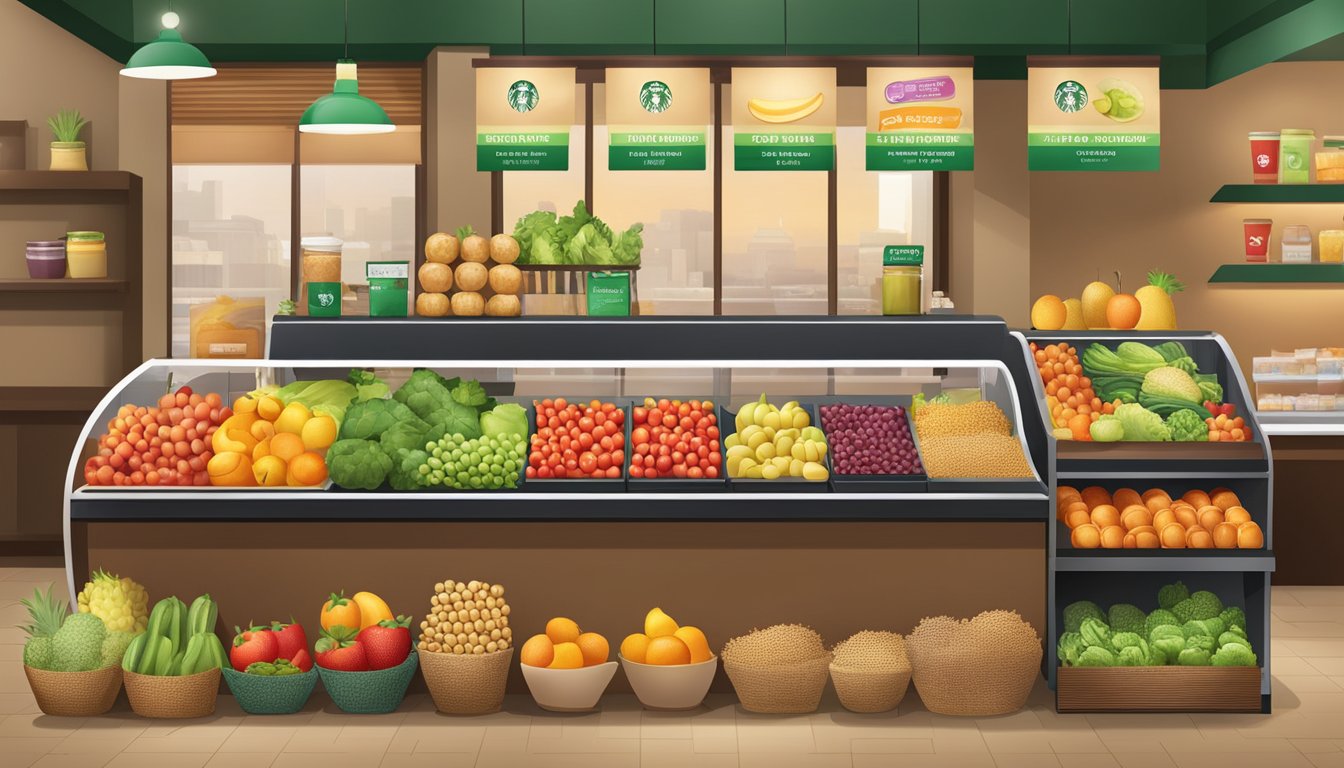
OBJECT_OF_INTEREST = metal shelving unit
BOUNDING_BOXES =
[1018,331,1274,713]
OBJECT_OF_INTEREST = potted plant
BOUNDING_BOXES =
[47,109,88,171]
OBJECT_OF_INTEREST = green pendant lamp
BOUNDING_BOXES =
[120,12,216,80]
[299,0,395,135]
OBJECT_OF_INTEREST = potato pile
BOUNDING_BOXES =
[831,630,910,673]
[417,579,513,655]
[417,228,522,317]
[722,624,829,668]
[913,401,1034,479]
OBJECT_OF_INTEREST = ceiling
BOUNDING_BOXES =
[19,0,1344,88]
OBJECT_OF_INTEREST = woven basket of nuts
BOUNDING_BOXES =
[416,579,514,715]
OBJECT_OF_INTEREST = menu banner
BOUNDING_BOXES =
[866,67,974,171]
[606,68,710,171]
[1027,62,1160,171]
[476,67,576,171]
[731,68,836,171]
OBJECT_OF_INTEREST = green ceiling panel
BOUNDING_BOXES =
[1208,0,1344,83]
[1070,0,1205,54]
[1207,0,1311,42]
[524,0,653,54]
[919,0,1069,54]
[654,0,786,54]
[65,0,132,39]
[784,0,918,55]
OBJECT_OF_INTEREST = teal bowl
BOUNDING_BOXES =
[222,666,319,715]
[317,651,419,714]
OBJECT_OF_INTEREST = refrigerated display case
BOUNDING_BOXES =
[1020,331,1273,713]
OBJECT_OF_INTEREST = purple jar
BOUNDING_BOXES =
[26,240,67,279]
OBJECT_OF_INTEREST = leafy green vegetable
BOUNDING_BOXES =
[1108,604,1147,635]
[1185,634,1216,654]
[1089,417,1124,442]
[348,369,390,403]
[1063,601,1106,633]
[1211,641,1256,667]
[379,420,429,456]
[1077,646,1117,667]
[512,201,642,266]
[326,439,393,490]
[1057,631,1086,666]
[1144,609,1180,638]
[1116,342,1167,368]
[387,448,429,491]
[1153,341,1199,374]
[1172,591,1224,623]
[1177,647,1211,666]
[341,399,425,441]
[1165,409,1210,442]
[1158,581,1190,611]
[394,369,458,422]
[1195,373,1223,405]
[1218,629,1248,650]
[1150,625,1186,664]
[1113,403,1171,441]
[480,403,528,440]
[1182,618,1226,640]
[1219,606,1247,631]
[1142,367,1203,403]
[450,379,494,410]
[1080,618,1112,649]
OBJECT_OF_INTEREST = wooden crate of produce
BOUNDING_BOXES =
[1057,667,1262,713]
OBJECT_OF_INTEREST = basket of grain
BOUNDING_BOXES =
[912,401,1036,480]
[417,579,514,715]
[721,624,831,714]
[828,631,912,714]
[123,667,221,719]
[24,665,123,717]
[905,610,1042,717]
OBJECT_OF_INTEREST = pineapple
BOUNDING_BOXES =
[19,585,67,670]
[1134,271,1185,331]
[77,569,149,634]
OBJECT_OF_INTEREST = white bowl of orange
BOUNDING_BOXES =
[617,607,718,710]
[519,617,617,712]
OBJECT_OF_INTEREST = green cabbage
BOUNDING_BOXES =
[1113,403,1171,441]
[1149,625,1186,664]
[1077,646,1117,667]
[1182,618,1226,640]
[1166,409,1209,442]
[1144,609,1180,638]
[480,403,528,441]
[1079,618,1111,649]
[1211,642,1257,667]
[1057,631,1086,666]
[326,439,393,490]
[1177,647,1211,666]
[1219,606,1247,631]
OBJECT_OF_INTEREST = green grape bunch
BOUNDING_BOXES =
[420,433,526,490]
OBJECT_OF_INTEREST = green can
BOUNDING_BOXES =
[307,282,341,317]
[586,271,630,316]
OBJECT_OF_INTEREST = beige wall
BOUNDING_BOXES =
[427,47,493,237]
[1025,61,1344,378]
[119,78,169,358]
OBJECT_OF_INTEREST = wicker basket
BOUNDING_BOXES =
[222,666,319,715]
[723,656,831,714]
[24,664,122,717]
[830,664,912,714]
[123,667,221,719]
[420,648,512,715]
[906,612,1042,717]
[318,650,419,714]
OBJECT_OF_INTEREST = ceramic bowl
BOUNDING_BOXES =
[520,661,618,712]
[619,655,718,710]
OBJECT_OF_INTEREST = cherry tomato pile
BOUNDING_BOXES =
[85,386,230,486]
[629,397,721,480]
[525,398,626,479]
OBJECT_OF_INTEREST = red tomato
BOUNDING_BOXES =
[708,453,722,467]
[643,454,655,468]
[529,453,543,467]
[600,436,614,451]
[579,416,595,432]
[526,466,537,478]
[596,453,612,470]
[578,433,595,449]
[671,451,685,465]
[688,466,704,479]
[612,433,625,449]
[656,455,673,473]
[579,452,598,474]
[635,443,650,456]
[662,413,677,429]
[630,465,643,478]
[554,398,568,410]
[611,449,624,465]
[564,458,579,473]
[647,408,663,426]
[707,425,720,439]
[593,411,607,426]
[658,445,670,457]
[705,466,719,478]
[605,466,621,478]
[609,409,623,425]
[697,445,710,459]
[631,427,649,445]
[645,468,659,479]
[672,464,688,478]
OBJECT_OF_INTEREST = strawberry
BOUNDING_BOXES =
[230,624,280,672]
[269,620,309,664]
[357,615,412,671]
[315,626,368,672]
[290,647,313,672]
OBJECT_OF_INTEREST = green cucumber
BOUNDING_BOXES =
[122,633,147,672]
[137,624,165,674]
[167,650,184,676]
[145,598,171,641]
[205,634,228,671]
[179,634,204,677]
[152,636,173,676]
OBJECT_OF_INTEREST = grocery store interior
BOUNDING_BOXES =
[5,1,1344,766]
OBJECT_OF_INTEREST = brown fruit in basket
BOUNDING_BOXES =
[1237,521,1264,549]
[1182,489,1212,509]
[425,232,459,264]
[1135,530,1160,548]
[1186,526,1214,549]
[1159,522,1186,548]
[1071,523,1101,549]
[1112,488,1142,509]
[1197,506,1225,531]
[455,262,488,292]
[1210,488,1241,511]
[1120,505,1152,531]
[1224,506,1252,525]
[1065,507,1091,530]
[1090,504,1120,528]
[1213,522,1239,549]
[415,292,450,317]
[418,262,453,293]
[484,294,521,317]
[450,291,485,317]
[1100,525,1125,549]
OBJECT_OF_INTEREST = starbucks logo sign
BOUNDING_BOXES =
[1053,80,1088,113]
[640,80,672,114]
[507,80,539,113]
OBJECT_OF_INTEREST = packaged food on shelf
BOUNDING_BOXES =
[65,230,106,278]
[1243,218,1272,262]
[366,261,409,317]
[300,236,342,317]
[190,296,266,359]
[1316,136,1344,182]
[1320,229,1344,262]
[25,240,65,279]
[1057,485,1264,549]
[1248,131,1280,183]
[906,610,1041,716]
[1278,128,1314,183]
[1281,225,1313,263]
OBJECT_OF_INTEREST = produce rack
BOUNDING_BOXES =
[1019,331,1274,713]
[66,316,1054,697]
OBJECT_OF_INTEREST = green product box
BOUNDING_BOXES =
[366,261,409,317]
[307,282,341,317]
[586,271,630,316]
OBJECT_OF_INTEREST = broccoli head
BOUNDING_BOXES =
[1219,606,1247,631]
[1211,642,1257,667]
[1077,646,1117,667]
[1108,604,1147,635]
[1144,608,1180,638]
[1166,409,1210,442]
[1174,591,1224,622]
[1158,581,1190,610]
[1177,647,1211,666]
[1064,600,1106,633]
[325,438,393,490]
[1080,617,1112,649]
[1057,632,1086,667]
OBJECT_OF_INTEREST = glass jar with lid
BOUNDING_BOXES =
[1279,129,1314,184]
[65,231,107,278]
[1316,136,1344,183]
[299,236,343,316]
[880,245,924,316]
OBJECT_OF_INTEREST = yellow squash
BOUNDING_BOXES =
[1134,271,1184,330]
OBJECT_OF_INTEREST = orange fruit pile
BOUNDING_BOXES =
[1060,485,1264,549]
[520,617,609,669]
[620,607,713,665]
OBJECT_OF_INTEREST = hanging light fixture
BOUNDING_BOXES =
[299,0,395,135]
[120,11,216,80]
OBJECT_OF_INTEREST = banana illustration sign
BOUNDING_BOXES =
[866,65,974,171]
[476,67,576,171]
[732,68,836,171]
[1027,59,1160,171]
[606,68,710,171]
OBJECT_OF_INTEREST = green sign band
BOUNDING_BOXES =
[866,145,974,171]
[733,132,835,147]
[866,132,974,147]
[609,145,706,171]
[883,245,925,266]
[609,130,707,146]
[1028,145,1159,171]
[733,145,835,171]
[1027,132,1161,146]
[477,145,570,171]
[477,131,570,145]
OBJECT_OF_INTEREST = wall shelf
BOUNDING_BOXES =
[1210,184,1344,203]
[0,278,127,294]
[1209,263,1344,284]
[0,170,137,193]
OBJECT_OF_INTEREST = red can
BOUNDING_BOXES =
[1244,219,1272,262]
[1249,132,1280,184]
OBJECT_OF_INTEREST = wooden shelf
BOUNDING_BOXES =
[0,386,104,413]
[0,278,127,294]
[1210,184,1344,203]
[0,170,137,193]
[1209,263,1344,284]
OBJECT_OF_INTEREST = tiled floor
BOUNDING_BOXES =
[3,565,1344,767]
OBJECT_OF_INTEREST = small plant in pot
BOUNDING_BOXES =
[47,109,88,171]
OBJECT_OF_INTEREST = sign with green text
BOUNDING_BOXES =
[731,68,836,171]
[606,68,710,171]
[476,67,576,171]
[867,66,974,171]
[1027,61,1160,171]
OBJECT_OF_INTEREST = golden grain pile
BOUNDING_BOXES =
[906,610,1040,662]
[914,401,1034,478]
[831,630,910,673]
[418,579,513,655]
[722,624,829,668]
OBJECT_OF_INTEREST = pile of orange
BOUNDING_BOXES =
[520,617,609,669]
[1060,485,1264,549]
[620,607,713,665]
[1029,342,1119,440]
